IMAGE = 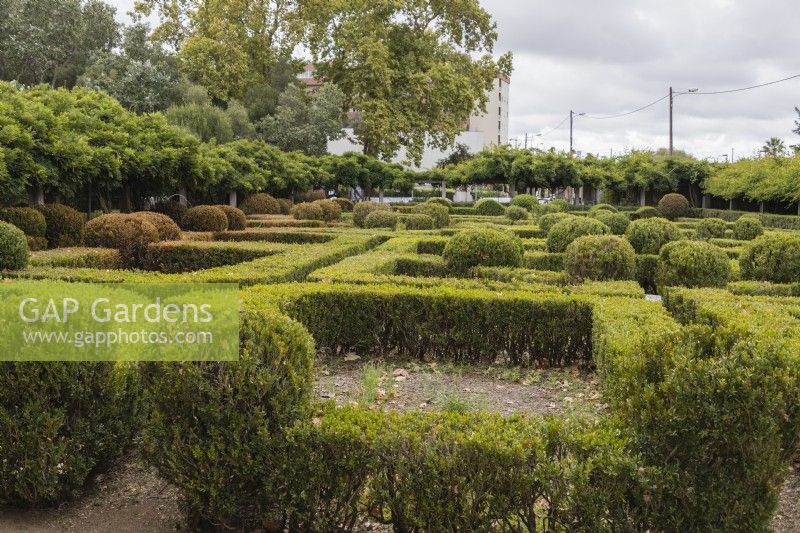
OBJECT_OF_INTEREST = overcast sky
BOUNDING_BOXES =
[110,0,800,161]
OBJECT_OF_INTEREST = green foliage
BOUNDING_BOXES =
[740,234,800,283]
[277,198,293,214]
[510,193,538,211]
[537,212,576,232]
[292,202,325,221]
[411,203,450,228]
[352,201,389,228]
[695,218,728,240]
[635,254,659,293]
[130,211,182,241]
[0,221,28,270]
[0,207,47,250]
[182,205,228,232]
[732,216,764,240]
[443,228,524,273]
[30,247,123,269]
[547,216,609,253]
[84,214,160,268]
[657,193,691,220]
[564,235,636,283]
[144,241,275,273]
[656,240,731,288]
[332,197,353,212]
[36,204,85,248]
[214,205,247,231]
[425,197,452,211]
[363,210,399,230]
[313,199,342,222]
[589,203,618,213]
[152,200,187,225]
[505,205,529,221]
[405,214,435,230]
[0,361,140,506]
[625,217,683,254]
[630,206,660,220]
[473,198,506,216]
[590,209,629,235]
[240,193,281,215]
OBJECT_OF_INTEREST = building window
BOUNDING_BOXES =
[498,120,501,131]
[498,106,501,116]
[498,134,501,144]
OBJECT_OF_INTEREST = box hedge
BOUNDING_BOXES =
[215,205,247,231]
[411,203,450,228]
[740,233,800,283]
[547,216,609,252]
[363,210,398,230]
[182,205,228,232]
[625,217,683,254]
[656,240,731,289]
[130,211,182,241]
[404,213,435,230]
[84,214,160,268]
[564,235,636,283]
[36,204,85,248]
[0,221,29,270]
[732,215,764,240]
[695,217,728,240]
[0,207,48,250]
[473,198,506,216]
[240,193,282,215]
[152,200,187,225]
[443,228,524,273]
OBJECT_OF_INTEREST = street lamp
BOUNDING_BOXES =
[569,111,585,156]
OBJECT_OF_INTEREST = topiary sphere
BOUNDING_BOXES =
[276,198,293,215]
[657,193,691,220]
[630,206,660,220]
[505,205,529,221]
[0,221,29,270]
[152,200,188,226]
[425,197,452,211]
[404,213,435,230]
[732,216,764,241]
[0,207,47,251]
[84,214,160,267]
[510,194,538,211]
[36,204,85,248]
[547,216,610,253]
[332,197,354,212]
[240,193,281,215]
[474,198,506,216]
[656,240,731,289]
[740,234,800,283]
[131,211,182,240]
[352,201,390,228]
[182,205,229,232]
[564,235,636,283]
[537,212,577,233]
[412,203,450,228]
[292,202,325,221]
[214,205,247,231]
[625,217,683,254]
[313,199,342,222]
[443,228,524,273]
[363,210,398,230]
[588,203,618,214]
[695,218,728,240]
[590,210,629,235]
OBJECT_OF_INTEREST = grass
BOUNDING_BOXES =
[357,362,395,407]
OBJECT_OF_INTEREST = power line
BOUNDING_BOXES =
[582,94,670,120]
[676,74,800,95]
[538,114,570,137]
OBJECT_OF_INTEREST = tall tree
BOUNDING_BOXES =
[303,0,512,165]
[762,137,786,158]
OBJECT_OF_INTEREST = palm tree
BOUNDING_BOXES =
[762,137,786,158]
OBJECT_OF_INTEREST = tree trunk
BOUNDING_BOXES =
[228,190,238,207]
[34,183,44,205]
[760,202,765,213]
[441,180,446,199]
[702,194,710,209]
[639,188,646,206]
[178,186,188,206]
[729,198,734,210]
[122,185,133,213]
[378,187,384,203]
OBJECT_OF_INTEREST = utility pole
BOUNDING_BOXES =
[524,132,528,149]
[668,86,674,155]
[569,110,574,157]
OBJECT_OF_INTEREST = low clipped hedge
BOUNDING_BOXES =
[0,207,47,250]
[144,242,275,273]
[630,206,659,220]
[84,214,159,268]
[564,235,636,283]
[740,234,800,283]
[363,210,398,230]
[411,203,450,228]
[732,216,763,240]
[314,199,342,222]
[0,221,29,270]
[473,198,505,216]
[537,212,576,232]
[656,240,731,288]
[353,201,390,228]
[131,211,182,241]
[425,197,452,211]
[443,228,524,273]
[547,216,609,252]
[152,200,187,225]
[590,209,629,235]
[0,362,140,505]
[625,217,682,254]
[215,205,247,231]
[182,206,228,232]
[36,204,84,248]
[293,202,325,221]
[404,213,435,230]
[588,203,618,214]
[657,193,690,220]
[691,207,800,230]
[240,193,282,215]
[695,217,727,240]
[505,205,529,221]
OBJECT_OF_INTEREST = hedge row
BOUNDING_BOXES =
[213,230,334,244]
[690,207,800,229]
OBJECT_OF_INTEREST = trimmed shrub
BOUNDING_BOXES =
[505,205,529,221]
[0,207,47,250]
[732,216,763,241]
[152,200,187,225]
[590,210,629,235]
[144,242,274,273]
[425,197,452,211]
[695,218,727,240]
[332,197,353,212]
[537,212,576,232]
[412,203,450,228]
[635,254,659,293]
[630,206,660,220]
[0,221,29,270]
[547,217,609,253]
[292,202,325,221]
[656,240,731,288]
[352,201,389,228]
[84,214,160,267]
[510,194,538,211]
[277,198,293,215]
[657,193,690,220]
[405,214,435,230]
[588,203,618,214]
[740,234,800,283]
[0,361,140,505]
[313,199,342,222]
[36,204,84,248]
[240,193,281,215]
[363,210,398,230]
[296,189,327,203]
[474,198,506,216]
[443,228,524,273]
[130,211,181,240]
[214,205,247,231]
[564,235,636,282]
[625,217,683,254]
[141,303,315,529]
[182,205,229,232]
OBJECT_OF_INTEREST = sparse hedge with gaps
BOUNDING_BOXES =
[565,235,636,283]
[0,207,47,250]
[695,217,727,240]
[404,213,435,230]
[740,234,800,283]
[36,204,84,248]
[0,221,29,270]
[443,228,524,273]
[625,217,683,254]
[182,205,228,232]
[292,202,325,221]
[656,240,731,288]
[590,209,629,235]
[131,211,182,240]
[363,210,398,230]
[314,199,342,222]
[732,215,763,240]
[0,361,140,506]
[240,193,282,215]
[473,198,506,216]
[152,200,187,225]
[547,216,609,252]
[84,214,160,268]
[215,205,247,231]
[411,203,450,228]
